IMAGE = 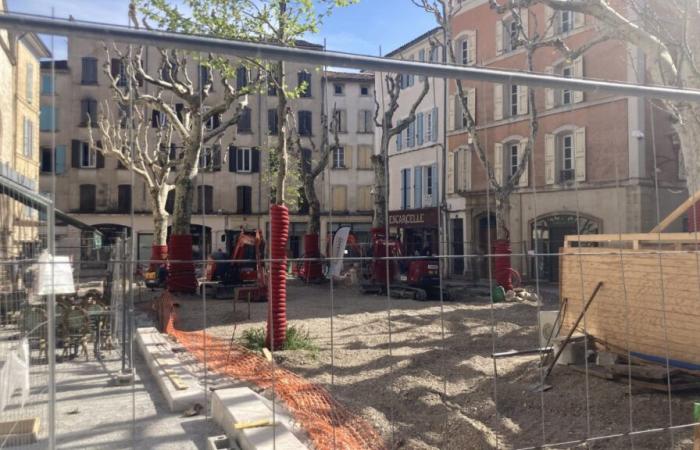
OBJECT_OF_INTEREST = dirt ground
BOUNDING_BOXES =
[169,280,697,449]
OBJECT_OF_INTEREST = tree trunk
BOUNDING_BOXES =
[372,153,387,229]
[275,61,288,206]
[493,194,513,291]
[149,189,169,269]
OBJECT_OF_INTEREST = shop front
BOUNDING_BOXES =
[389,208,439,256]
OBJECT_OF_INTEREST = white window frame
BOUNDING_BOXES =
[560,133,574,181]
[333,146,345,169]
[237,147,252,173]
[333,83,344,96]
[560,10,573,34]
[360,110,373,133]
[425,165,433,197]
[426,111,433,142]
[460,38,469,65]
[561,66,573,105]
[80,141,96,168]
[509,143,519,177]
[23,117,33,157]
[506,19,519,52]
[510,85,519,117]
[360,85,370,96]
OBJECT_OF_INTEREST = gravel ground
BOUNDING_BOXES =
[172,280,697,450]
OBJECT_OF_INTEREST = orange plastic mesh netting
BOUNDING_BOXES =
[158,292,386,450]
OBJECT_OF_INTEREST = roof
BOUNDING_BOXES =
[385,27,442,58]
[41,60,69,70]
[324,71,373,82]
[295,39,323,50]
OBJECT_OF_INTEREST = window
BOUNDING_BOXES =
[23,118,33,157]
[238,107,252,133]
[508,20,519,51]
[561,66,572,105]
[41,73,54,95]
[236,66,248,90]
[560,134,574,181]
[118,185,132,213]
[267,75,278,96]
[416,112,424,146]
[429,45,439,63]
[152,110,167,128]
[40,106,57,131]
[560,10,573,33]
[26,63,34,104]
[400,168,411,210]
[333,83,344,95]
[509,143,519,177]
[333,109,347,133]
[357,145,372,169]
[55,145,66,174]
[80,142,96,168]
[79,184,96,212]
[425,165,433,196]
[459,38,469,65]
[111,58,127,86]
[360,85,370,96]
[80,98,97,126]
[510,85,519,117]
[199,64,212,91]
[298,110,312,136]
[41,148,52,173]
[300,148,312,173]
[454,96,469,130]
[236,186,252,214]
[199,147,213,170]
[357,186,372,211]
[196,185,214,214]
[81,57,98,84]
[396,132,402,151]
[332,146,345,169]
[426,107,438,142]
[298,70,312,97]
[406,120,415,147]
[236,147,252,172]
[205,112,220,130]
[358,110,373,133]
[268,109,279,135]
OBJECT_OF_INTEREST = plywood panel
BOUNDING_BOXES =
[560,248,700,366]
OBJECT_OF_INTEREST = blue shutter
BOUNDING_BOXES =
[400,169,406,209]
[397,132,402,151]
[431,107,438,142]
[431,163,438,206]
[55,145,66,174]
[414,166,422,209]
[417,113,424,146]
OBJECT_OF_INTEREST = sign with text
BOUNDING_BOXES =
[389,208,438,228]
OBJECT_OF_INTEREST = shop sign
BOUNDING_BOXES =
[389,208,438,227]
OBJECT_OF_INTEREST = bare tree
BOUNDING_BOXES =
[87,97,174,260]
[373,74,430,229]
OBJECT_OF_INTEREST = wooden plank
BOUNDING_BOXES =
[651,189,700,233]
[0,417,39,445]
[565,232,700,245]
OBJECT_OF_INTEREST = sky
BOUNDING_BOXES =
[5,0,437,61]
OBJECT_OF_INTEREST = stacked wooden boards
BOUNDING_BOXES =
[559,245,700,369]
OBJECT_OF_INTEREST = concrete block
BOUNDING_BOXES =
[212,387,306,450]
[136,327,206,412]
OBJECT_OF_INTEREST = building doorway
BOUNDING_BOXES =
[474,213,496,279]
[531,214,599,282]
[451,218,464,276]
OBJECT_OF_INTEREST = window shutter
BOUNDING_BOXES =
[397,132,402,151]
[432,107,438,142]
[212,145,222,171]
[446,151,455,194]
[431,163,438,206]
[493,84,503,121]
[251,147,260,173]
[96,144,105,168]
[517,85,529,115]
[448,95,455,131]
[573,56,584,103]
[55,146,66,174]
[468,88,476,123]
[236,186,244,213]
[414,166,422,209]
[544,6,554,37]
[495,21,504,55]
[545,66,555,109]
[229,145,237,172]
[575,127,587,181]
[468,31,477,65]
[545,134,555,184]
[80,100,88,125]
[494,143,503,184]
[463,148,472,191]
[344,145,353,169]
[518,138,529,187]
[416,113,424,145]
[574,11,585,28]
[71,140,80,168]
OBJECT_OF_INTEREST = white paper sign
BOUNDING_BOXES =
[329,227,351,278]
[37,252,75,295]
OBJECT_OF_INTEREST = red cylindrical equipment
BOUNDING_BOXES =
[371,227,396,285]
[493,239,513,291]
[167,234,197,293]
[148,244,168,271]
[266,204,289,350]
[301,233,323,283]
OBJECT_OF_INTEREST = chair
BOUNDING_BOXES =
[19,307,47,362]
[62,309,90,360]
[85,303,110,356]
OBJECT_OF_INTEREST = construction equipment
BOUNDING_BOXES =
[359,228,451,301]
[203,228,267,301]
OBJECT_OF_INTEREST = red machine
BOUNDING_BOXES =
[359,228,449,301]
[205,228,267,300]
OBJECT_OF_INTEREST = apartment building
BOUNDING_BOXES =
[39,37,373,261]
[0,0,51,262]
[376,28,447,257]
[322,71,375,246]
[446,0,685,281]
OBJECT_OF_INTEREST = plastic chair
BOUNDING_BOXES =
[62,309,90,360]
[19,307,47,361]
